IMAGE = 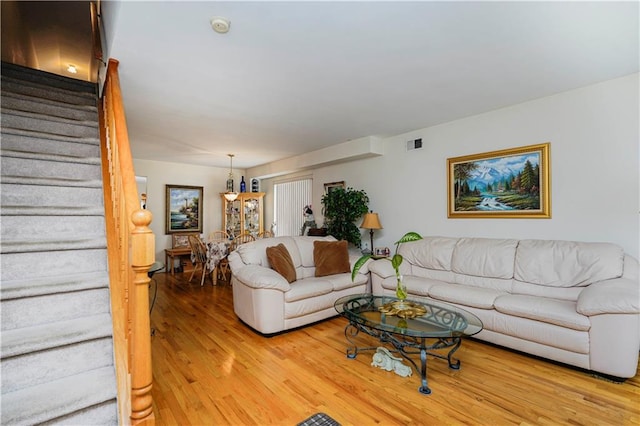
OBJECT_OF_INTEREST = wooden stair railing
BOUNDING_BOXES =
[100,58,155,425]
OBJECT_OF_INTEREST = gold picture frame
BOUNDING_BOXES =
[447,143,551,218]
[165,184,204,234]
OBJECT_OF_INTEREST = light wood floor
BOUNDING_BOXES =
[149,271,640,425]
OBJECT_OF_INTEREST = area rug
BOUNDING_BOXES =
[297,412,341,426]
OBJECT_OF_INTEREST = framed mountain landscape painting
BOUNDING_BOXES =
[447,143,551,218]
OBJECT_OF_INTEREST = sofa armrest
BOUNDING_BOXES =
[577,278,640,316]
[368,258,395,279]
[233,264,292,292]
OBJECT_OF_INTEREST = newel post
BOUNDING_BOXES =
[130,208,155,424]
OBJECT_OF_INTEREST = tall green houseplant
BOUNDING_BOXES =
[321,187,369,247]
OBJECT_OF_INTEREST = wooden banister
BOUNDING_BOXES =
[100,58,155,425]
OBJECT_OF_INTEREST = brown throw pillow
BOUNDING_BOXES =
[314,240,351,277]
[266,243,296,283]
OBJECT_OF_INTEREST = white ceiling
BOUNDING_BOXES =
[105,1,638,169]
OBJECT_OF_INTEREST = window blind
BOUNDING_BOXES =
[274,178,312,236]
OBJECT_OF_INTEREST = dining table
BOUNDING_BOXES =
[205,240,231,285]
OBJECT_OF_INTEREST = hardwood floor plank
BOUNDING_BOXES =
[149,272,640,425]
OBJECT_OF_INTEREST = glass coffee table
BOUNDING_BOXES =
[334,293,483,395]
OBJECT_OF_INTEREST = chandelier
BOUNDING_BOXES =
[224,154,238,201]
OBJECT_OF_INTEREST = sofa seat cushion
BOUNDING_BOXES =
[285,292,338,320]
[284,278,333,303]
[491,311,590,354]
[429,284,506,309]
[327,272,368,291]
[494,295,590,331]
[381,276,443,297]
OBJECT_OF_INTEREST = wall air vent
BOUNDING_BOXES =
[406,138,423,151]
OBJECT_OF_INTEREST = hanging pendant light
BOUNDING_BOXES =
[224,154,238,201]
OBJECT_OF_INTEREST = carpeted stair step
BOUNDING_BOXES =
[1,366,117,426]
[2,149,101,181]
[1,91,97,121]
[1,215,106,251]
[0,236,107,255]
[1,248,108,281]
[1,128,99,158]
[0,205,105,217]
[2,287,111,330]
[1,271,109,301]
[1,108,98,139]
[1,75,97,108]
[40,400,118,426]
[2,61,96,95]
[1,312,114,359]
[2,335,114,393]
[1,181,103,209]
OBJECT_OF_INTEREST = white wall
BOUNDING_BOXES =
[135,74,638,260]
[132,159,245,261]
[260,74,639,258]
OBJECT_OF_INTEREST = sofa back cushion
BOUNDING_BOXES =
[452,238,518,279]
[313,240,351,277]
[514,239,624,287]
[294,235,337,267]
[235,235,338,275]
[236,236,301,268]
[266,243,297,283]
[398,237,458,271]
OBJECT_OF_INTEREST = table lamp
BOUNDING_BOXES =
[360,212,382,255]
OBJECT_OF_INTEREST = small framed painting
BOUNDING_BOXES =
[165,185,203,234]
[324,181,345,193]
[447,143,551,218]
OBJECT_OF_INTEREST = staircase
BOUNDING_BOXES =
[1,62,118,424]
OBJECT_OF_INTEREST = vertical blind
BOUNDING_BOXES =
[274,178,312,236]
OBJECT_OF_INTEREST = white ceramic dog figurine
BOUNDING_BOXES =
[371,347,412,377]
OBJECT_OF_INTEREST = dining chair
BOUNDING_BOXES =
[232,232,255,250]
[257,230,273,239]
[208,230,229,243]
[188,235,212,286]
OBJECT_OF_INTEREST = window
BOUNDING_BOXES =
[273,178,312,236]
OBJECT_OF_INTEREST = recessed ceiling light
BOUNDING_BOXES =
[211,16,230,34]
[67,64,77,74]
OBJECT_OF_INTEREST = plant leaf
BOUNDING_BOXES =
[391,253,403,270]
[351,255,372,281]
[395,231,423,245]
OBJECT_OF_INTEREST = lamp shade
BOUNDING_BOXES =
[360,212,382,230]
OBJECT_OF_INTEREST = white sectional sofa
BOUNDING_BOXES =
[228,236,369,334]
[368,236,640,379]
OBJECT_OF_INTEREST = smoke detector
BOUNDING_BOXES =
[211,16,230,34]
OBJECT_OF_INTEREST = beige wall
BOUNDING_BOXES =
[135,73,639,260]
[131,159,245,262]
[259,74,639,258]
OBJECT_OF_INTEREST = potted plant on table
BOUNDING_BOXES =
[351,231,423,300]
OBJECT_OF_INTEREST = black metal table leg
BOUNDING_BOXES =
[418,343,431,394]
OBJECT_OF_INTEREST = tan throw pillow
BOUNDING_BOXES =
[314,240,351,277]
[266,243,297,283]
